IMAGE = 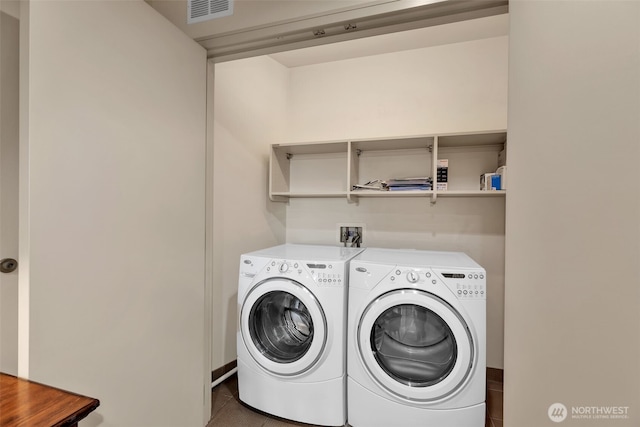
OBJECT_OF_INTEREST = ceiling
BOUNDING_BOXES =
[268,13,508,68]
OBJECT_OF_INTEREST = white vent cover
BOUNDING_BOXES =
[188,0,233,25]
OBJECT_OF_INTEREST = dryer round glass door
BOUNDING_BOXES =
[241,278,327,376]
[249,292,313,363]
[357,289,474,402]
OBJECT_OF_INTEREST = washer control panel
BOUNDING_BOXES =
[264,259,343,285]
[308,262,343,285]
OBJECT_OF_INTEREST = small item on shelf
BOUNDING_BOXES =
[492,175,501,190]
[437,159,448,191]
[496,166,507,190]
[480,173,501,191]
[353,177,434,192]
[386,177,432,191]
[352,179,388,191]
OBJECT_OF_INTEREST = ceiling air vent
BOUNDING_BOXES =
[188,0,233,25]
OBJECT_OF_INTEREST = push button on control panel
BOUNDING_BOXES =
[453,272,486,299]
[314,272,343,285]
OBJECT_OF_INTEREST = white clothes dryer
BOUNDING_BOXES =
[237,244,363,426]
[347,248,486,427]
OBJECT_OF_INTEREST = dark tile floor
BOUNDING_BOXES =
[207,374,503,427]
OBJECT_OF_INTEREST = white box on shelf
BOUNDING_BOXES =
[496,166,507,190]
[437,159,448,185]
[481,173,501,190]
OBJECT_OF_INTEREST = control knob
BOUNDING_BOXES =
[279,262,289,273]
[406,271,419,283]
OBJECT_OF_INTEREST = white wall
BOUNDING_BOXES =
[505,1,640,426]
[288,36,508,141]
[0,10,20,375]
[21,1,209,425]
[285,36,508,368]
[212,56,288,368]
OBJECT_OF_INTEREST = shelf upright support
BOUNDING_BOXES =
[269,145,291,202]
[347,141,359,204]
[430,135,438,205]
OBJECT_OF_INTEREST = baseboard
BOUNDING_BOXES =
[211,360,238,382]
[215,360,502,384]
[486,367,504,383]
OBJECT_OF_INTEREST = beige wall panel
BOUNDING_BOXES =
[23,1,208,425]
[505,1,640,426]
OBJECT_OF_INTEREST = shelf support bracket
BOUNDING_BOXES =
[286,153,293,160]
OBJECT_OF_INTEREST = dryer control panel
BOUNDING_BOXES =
[265,260,306,277]
[439,270,486,300]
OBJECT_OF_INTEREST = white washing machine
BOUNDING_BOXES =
[237,244,363,426]
[347,248,486,427]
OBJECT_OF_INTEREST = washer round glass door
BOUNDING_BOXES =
[241,278,327,376]
[358,289,474,402]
